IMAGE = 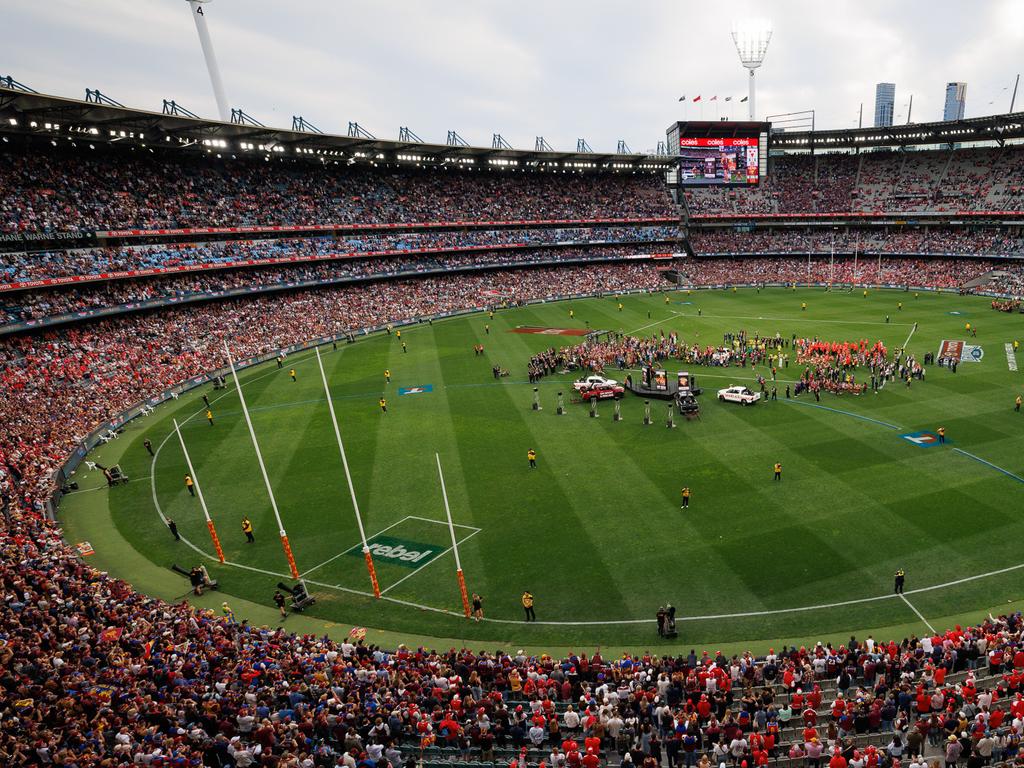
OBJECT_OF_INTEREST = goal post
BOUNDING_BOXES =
[435,452,471,618]
[223,342,301,580]
[314,347,381,598]
[172,417,225,563]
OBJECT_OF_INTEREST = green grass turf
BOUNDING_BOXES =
[57,288,1024,649]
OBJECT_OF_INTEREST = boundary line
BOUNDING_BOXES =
[952,448,1024,484]
[626,313,679,335]
[779,399,903,430]
[899,593,936,634]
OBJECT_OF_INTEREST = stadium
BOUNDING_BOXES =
[3,4,1024,766]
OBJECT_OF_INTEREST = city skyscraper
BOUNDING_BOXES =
[944,82,967,121]
[874,82,895,127]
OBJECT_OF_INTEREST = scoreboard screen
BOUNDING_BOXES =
[679,137,759,185]
[666,121,770,187]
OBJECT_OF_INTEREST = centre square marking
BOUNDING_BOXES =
[509,326,589,336]
[346,535,441,568]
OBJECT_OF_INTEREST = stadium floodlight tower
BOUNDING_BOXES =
[731,19,773,121]
[186,0,230,122]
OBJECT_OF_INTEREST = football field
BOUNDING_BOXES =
[60,288,1024,649]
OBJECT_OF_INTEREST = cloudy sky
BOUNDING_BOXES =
[5,0,1022,153]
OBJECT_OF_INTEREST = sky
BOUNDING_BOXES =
[5,0,1023,154]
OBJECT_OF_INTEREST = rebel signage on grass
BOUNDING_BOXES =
[346,536,440,568]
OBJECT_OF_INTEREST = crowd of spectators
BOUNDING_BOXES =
[0,246,672,326]
[0,227,680,284]
[688,229,1024,259]
[672,257,1000,291]
[683,147,1024,216]
[0,148,676,234]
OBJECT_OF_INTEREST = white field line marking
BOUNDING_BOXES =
[407,515,481,532]
[900,593,937,634]
[901,323,918,350]
[299,516,414,579]
[673,312,915,327]
[379,529,482,596]
[626,312,680,335]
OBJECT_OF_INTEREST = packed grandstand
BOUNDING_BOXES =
[2,86,1024,768]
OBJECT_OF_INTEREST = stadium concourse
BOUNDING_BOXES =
[4,101,1024,768]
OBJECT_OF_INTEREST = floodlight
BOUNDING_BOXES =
[731,20,773,120]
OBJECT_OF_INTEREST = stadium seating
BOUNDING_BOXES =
[683,146,1024,216]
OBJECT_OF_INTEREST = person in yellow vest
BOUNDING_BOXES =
[384,369,391,383]
[521,591,536,622]
[569,309,574,319]
[801,302,807,311]
[773,462,782,481]
[680,487,691,509]
[937,426,946,444]
[185,475,195,496]
[897,302,902,311]
[379,397,387,414]
[527,449,537,469]
[241,516,254,543]
[396,329,401,341]
[289,368,296,382]
[1016,394,1022,413]
[617,302,623,312]
[206,408,214,426]
[863,290,868,298]
[484,324,490,335]
[1014,340,1019,352]
[665,295,671,304]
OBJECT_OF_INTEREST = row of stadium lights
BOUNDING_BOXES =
[3,119,674,172]
[776,123,1024,147]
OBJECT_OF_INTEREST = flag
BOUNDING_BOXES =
[678,95,686,102]
[740,96,748,102]
[693,95,701,103]
[99,626,123,644]
[725,96,732,102]
[710,96,717,101]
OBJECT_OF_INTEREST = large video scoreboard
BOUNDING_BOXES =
[666,121,770,187]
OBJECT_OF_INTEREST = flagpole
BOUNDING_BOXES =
[314,347,381,598]
[223,342,301,580]
[173,417,225,563]
[436,452,471,618]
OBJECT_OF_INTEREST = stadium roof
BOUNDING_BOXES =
[771,111,1024,151]
[0,87,674,172]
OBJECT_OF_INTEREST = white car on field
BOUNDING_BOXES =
[717,385,761,405]
[573,374,619,392]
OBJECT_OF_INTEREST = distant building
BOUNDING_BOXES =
[874,83,895,127]
[944,82,967,121]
